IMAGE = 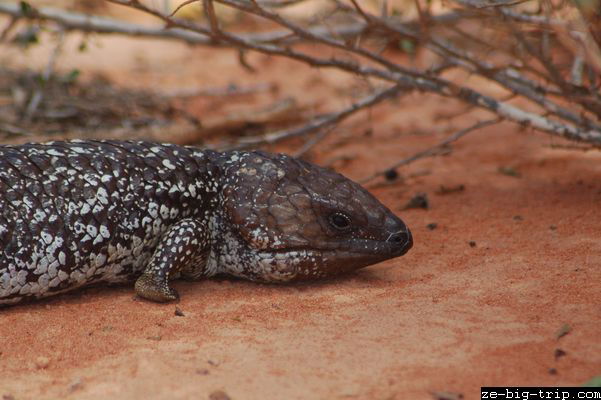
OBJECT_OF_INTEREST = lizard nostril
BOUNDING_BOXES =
[387,230,413,249]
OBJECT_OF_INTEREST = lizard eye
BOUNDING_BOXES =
[329,212,352,231]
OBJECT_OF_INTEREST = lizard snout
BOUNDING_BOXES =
[386,228,413,256]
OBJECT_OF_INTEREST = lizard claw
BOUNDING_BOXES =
[135,273,179,303]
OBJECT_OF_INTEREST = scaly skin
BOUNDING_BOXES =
[0,140,412,306]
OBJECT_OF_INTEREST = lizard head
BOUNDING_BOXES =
[216,151,412,282]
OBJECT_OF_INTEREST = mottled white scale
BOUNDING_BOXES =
[0,141,223,305]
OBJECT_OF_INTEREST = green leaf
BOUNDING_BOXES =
[64,69,81,84]
[555,323,571,340]
[35,73,47,86]
[399,39,416,54]
[19,1,35,17]
[13,26,39,48]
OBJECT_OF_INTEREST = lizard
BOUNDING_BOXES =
[0,140,413,306]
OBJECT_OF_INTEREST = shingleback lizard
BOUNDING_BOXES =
[0,140,412,306]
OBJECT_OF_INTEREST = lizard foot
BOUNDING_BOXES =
[135,273,179,303]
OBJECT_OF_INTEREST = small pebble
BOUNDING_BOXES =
[68,377,84,393]
[426,223,438,230]
[209,390,231,400]
[468,241,476,248]
[384,169,399,181]
[498,166,521,177]
[554,348,567,360]
[555,323,571,340]
[174,307,185,317]
[403,193,429,210]
[436,184,465,195]
[431,391,464,400]
[548,368,558,375]
[35,356,50,369]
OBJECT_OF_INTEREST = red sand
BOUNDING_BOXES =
[0,10,599,399]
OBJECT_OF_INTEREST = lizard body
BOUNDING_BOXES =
[0,140,412,305]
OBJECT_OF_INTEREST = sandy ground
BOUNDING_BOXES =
[0,5,600,399]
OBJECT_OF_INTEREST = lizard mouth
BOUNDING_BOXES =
[320,227,413,258]
[253,234,413,281]
[267,234,413,258]
[225,223,413,282]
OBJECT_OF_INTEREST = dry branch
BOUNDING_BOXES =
[1,0,600,166]
[0,2,213,44]
[99,0,601,146]
[0,2,372,46]
[0,2,464,47]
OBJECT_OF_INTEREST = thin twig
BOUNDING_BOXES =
[0,121,29,136]
[203,0,221,35]
[163,82,274,98]
[293,125,337,158]
[171,0,201,17]
[23,29,65,122]
[217,85,407,149]
[360,118,503,183]
[471,0,531,8]
[0,15,18,42]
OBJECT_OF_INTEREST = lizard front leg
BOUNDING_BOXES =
[135,218,209,302]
